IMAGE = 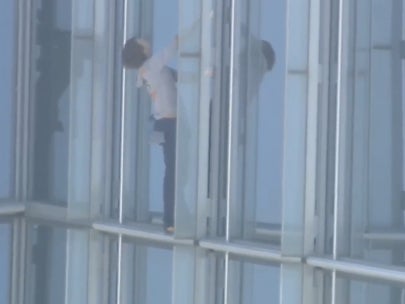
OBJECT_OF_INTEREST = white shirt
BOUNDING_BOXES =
[137,39,177,120]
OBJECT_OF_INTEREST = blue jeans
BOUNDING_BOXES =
[154,118,176,228]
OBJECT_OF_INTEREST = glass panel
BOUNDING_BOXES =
[312,269,333,304]
[25,224,114,304]
[176,0,207,236]
[0,223,11,304]
[31,0,114,217]
[336,273,405,304]
[121,0,209,236]
[148,0,179,231]
[119,0,149,222]
[120,240,172,304]
[26,224,68,303]
[231,0,285,244]
[121,1,179,232]
[281,0,315,257]
[107,236,119,304]
[339,0,405,266]
[0,0,16,199]
[31,0,72,204]
[206,0,231,238]
[88,232,118,304]
[228,257,280,304]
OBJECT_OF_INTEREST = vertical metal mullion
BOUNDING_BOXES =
[313,0,336,302]
[14,0,24,200]
[302,0,322,302]
[116,0,129,303]
[10,219,17,304]
[19,219,26,304]
[119,0,129,227]
[12,0,31,303]
[102,0,117,219]
[224,0,236,303]
[225,0,237,244]
[331,0,345,301]
[209,0,226,238]
[15,0,31,201]
[11,218,25,304]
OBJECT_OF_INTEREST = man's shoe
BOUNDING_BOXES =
[165,226,175,234]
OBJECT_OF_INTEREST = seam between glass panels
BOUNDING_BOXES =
[331,0,344,302]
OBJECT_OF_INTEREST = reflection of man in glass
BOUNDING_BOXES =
[207,26,275,101]
[240,24,276,102]
[122,37,178,234]
[248,39,275,99]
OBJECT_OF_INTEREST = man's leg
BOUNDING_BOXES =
[160,119,176,230]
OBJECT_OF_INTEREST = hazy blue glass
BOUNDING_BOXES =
[31,0,113,218]
[25,224,96,304]
[31,0,72,204]
[121,242,172,304]
[336,273,405,304]
[148,0,178,214]
[340,0,405,266]
[252,0,285,226]
[121,0,179,227]
[0,224,11,304]
[26,225,67,304]
[280,0,310,256]
[175,0,202,236]
[233,0,286,243]
[228,258,280,304]
[0,0,15,198]
[146,247,172,303]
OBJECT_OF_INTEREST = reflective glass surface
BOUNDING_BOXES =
[25,224,113,304]
[148,0,178,218]
[121,240,172,304]
[338,0,405,266]
[31,0,72,204]
[336,273,405,304]
[0,0,16,199]
[26,224,68,303]
[121,0,205,236]
[228,257,280,304]
[0,223,11,304]
[31,0,114,217]
[231,0,286,244]
[121,1,179,229]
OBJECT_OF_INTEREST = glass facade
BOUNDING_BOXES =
[0,0,16,199]
[1,0,405,303]
[337,0,405,269]
[0,223,12,304]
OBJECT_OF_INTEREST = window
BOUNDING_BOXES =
[0,0,16,199]
[337,0,405,267]
[0,223,11,304]
[227,257,280,304]
[228,0,286,244]
[31,0,73,204]
[336,273,405,303]
[121,240,173,303]
[25,223,112,303]
[30,0,115,219]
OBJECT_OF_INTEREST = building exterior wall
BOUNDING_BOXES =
[1,0,405,303]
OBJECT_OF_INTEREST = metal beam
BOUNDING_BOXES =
[93,221,195,246]
[307,257,405,285]
[0,202,25,216]
[199,238,301,263]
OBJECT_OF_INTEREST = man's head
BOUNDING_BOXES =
[261,40,275,71]
[122,38,151,69]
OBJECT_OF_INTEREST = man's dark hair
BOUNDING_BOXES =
[122,37,148,69]
[261,40,275,71]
